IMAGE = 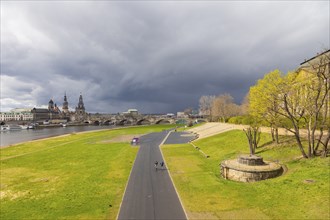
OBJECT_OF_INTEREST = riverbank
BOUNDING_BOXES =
[0,125,153,149]
[0,124,177,219]
[0,125,119,148]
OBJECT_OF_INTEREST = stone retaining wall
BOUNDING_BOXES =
[220,161,284,182]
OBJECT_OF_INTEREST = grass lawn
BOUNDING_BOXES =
[162,130,330,219]
[0,125,175,219]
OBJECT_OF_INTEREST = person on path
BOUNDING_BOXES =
[154,161,158,170]
[160,161,164,168]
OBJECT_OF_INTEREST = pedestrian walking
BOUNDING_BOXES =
[160,161,164,168]
[154,161,158,170]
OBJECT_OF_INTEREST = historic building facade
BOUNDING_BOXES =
[48,99,61,120]
[62,93,69,114]
[70,94,89,122]
[30,93,89,123]
[0,109,34,121]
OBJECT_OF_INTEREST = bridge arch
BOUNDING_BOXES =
[116,119,126,126]
[116,119,133,125]
[93,120,100,125]
[156,119,171,124]
[104,120,114,125]
[137,119,151,125]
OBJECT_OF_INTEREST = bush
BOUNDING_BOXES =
[187,121,194,127]
[228,115,269,126]
[228,116,244,124]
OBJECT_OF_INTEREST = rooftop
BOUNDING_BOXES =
[300,49,330,65]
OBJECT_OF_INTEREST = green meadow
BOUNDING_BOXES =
[162,130,330,219]
[0,125,175,220]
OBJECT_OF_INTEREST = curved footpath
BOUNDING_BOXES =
[188,122,328,140]
[117,130,195,220]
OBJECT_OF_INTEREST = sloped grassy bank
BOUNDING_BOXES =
[162,130,330,219]
[0,125,175,219]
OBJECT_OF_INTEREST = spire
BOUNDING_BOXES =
[64,91,67,102]
[48,98,54,110]
[77,93,85,111]
[62,92,69,113]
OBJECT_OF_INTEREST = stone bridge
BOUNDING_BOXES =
[87,114,184,126]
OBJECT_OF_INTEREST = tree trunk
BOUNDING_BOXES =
[315,127,323,153]
[244,128,255,155]
[307,118,312,158]
[275,128,279,144]
[283,94,308,158]
[321,128,330,157]
[271,127,275,142]
[311,128,316,156]
[294,131,308,158]
[254,127,261,149]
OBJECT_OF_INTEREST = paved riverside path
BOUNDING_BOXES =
[118,131,195,220]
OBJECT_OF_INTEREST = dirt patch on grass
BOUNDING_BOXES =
[0,190,28,200]
[101,134,143,143]
[303,179,316,184]
[216,208,271,219]
[187,211,218,219]
[30,176,60,183]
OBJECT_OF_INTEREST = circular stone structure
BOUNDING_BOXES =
[220,155,284,182]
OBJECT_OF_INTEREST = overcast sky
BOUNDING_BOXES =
[1,1,329,114]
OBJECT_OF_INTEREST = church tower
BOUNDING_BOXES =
[62,92,69,114]
[48,99,54,111]
[76,93,85,114]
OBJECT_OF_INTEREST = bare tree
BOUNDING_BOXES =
[299,50,330,157]
[243,125,261,155]
[275,50,330,158]
[184,107,193,116]
[199,95,215,118]
[211,93,239,122]
[240,92,250,115]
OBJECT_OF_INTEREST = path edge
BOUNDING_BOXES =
[115,143,139,220]
[159,130,189,220]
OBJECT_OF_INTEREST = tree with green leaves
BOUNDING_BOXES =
[279,51,330,158]
[249,69,284,144]
[254,51,330,158]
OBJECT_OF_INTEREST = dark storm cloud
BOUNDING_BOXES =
[1,1,329,113]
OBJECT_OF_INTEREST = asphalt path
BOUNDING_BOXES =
[118,130,195,220]
[164,131,196,145]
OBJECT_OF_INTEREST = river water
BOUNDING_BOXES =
[0,125,115,148]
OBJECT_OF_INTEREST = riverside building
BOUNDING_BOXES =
[0,108,34,121]
[29,93,88,123]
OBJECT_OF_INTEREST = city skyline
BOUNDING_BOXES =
[1,1,329,113]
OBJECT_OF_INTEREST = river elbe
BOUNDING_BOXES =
[0,126,114,148]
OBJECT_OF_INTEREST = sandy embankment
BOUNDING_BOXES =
[188,122,328,140]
